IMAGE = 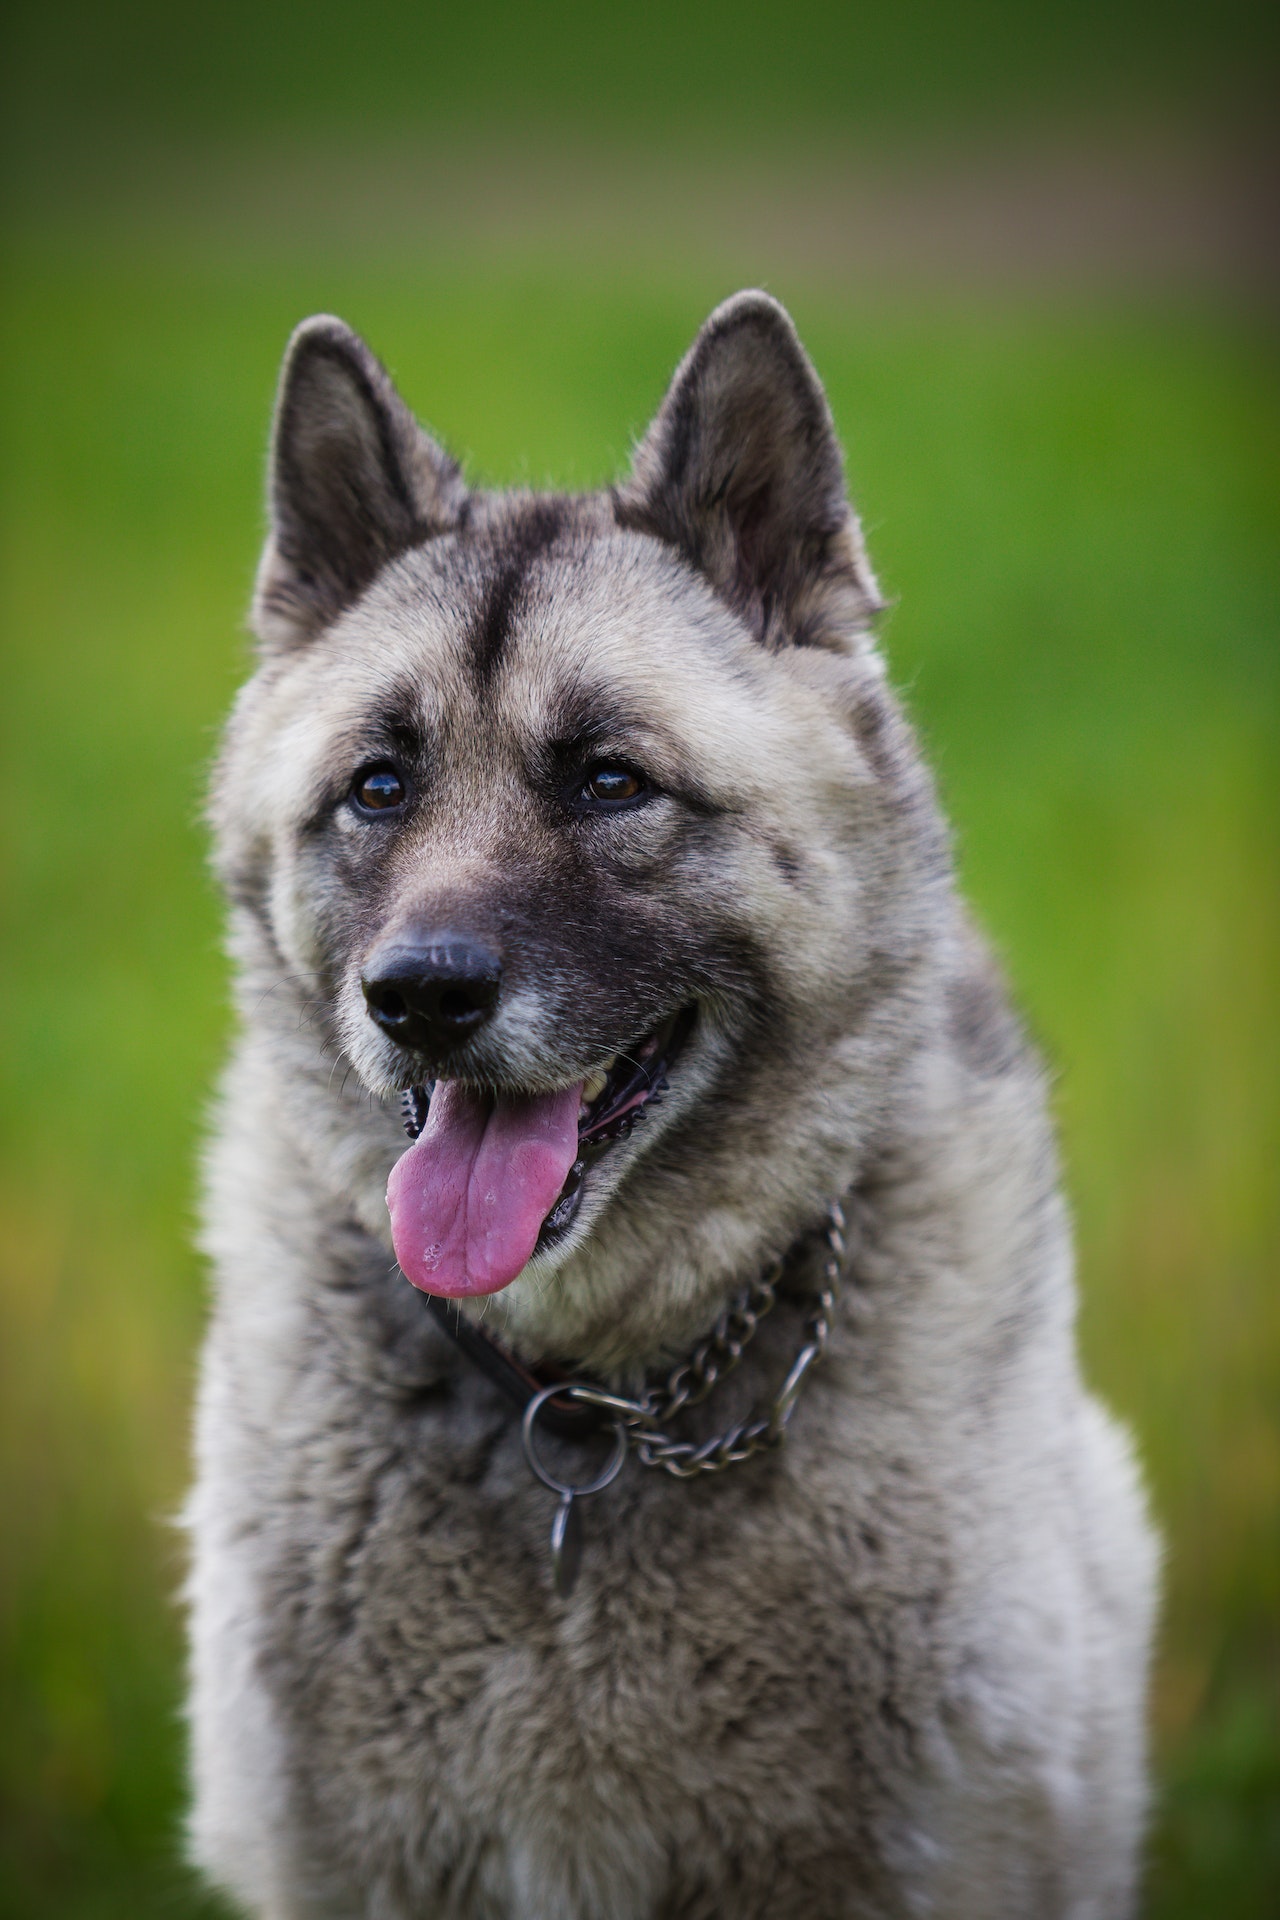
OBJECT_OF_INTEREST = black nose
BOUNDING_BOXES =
[361,934,502,1056]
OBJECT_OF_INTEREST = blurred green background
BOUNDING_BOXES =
[2,3,1277,1915]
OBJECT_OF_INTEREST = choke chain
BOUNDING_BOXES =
[565,1201,846,1479]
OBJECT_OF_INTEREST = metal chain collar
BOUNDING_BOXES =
[548,1200,847,1480]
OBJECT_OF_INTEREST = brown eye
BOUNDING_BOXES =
[353,764,406,812]
[584,765,645,805]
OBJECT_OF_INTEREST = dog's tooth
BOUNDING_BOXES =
[582,1067,609,1103]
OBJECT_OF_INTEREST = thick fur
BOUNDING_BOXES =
[187,294,1157,1918]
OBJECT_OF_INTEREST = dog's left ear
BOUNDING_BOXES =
[616,291,881,649]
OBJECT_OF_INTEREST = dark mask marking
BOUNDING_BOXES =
[468,497,570,685]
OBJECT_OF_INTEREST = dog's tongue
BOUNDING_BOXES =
[386,1080,583,1297]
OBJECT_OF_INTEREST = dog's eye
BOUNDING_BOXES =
[352,764,407,812]
[582,764,646,806]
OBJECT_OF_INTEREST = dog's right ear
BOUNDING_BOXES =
[253,317,466,650]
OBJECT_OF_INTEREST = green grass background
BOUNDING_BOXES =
[7,0,1276,151]
[2,2,1278,1913]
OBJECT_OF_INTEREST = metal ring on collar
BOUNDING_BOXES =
[521,1384,628,1498]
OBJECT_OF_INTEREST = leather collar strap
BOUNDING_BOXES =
[413,1197,848,1456]
[418,1290,605,1438]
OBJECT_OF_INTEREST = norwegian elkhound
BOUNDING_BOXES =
[187,293,1157,1918]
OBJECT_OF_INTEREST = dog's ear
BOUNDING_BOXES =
[616,291,881,649]
[253,317,466,649]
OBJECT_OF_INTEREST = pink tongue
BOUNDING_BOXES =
[386,1080,583,1297]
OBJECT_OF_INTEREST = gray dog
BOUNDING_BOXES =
[187,293,1157,1918]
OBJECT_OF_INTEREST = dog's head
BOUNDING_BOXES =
[213,294,949,1363]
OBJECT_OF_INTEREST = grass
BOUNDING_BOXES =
[1,246,1277,1915]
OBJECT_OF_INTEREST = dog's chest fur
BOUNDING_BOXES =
[202,1203,951,1917]
[263,1344,937,1912]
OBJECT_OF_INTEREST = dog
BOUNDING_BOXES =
[187,292,1157,1918]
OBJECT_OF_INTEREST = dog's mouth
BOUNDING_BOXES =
[386,1006,695,1299]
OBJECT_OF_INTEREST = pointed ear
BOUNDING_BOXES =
[253,317,467,649]
[616,292,881,649]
